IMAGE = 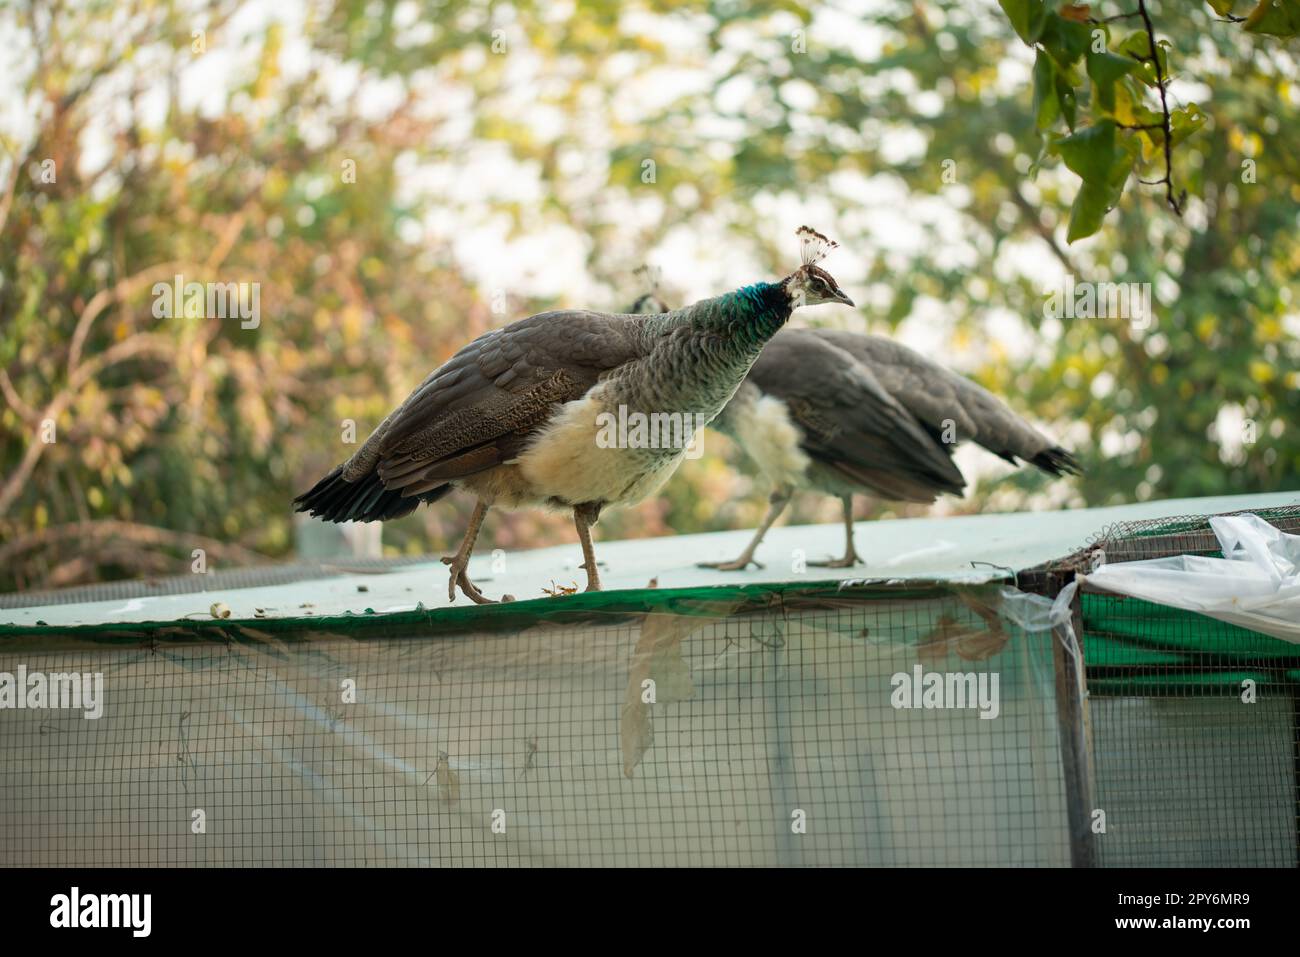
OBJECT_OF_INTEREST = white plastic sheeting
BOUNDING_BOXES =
[998,580,1079,641]
[1082,514,1300,643]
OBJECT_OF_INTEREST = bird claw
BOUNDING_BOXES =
[441,555,495,605]
[697,557,764,572]
[808,555,864,569]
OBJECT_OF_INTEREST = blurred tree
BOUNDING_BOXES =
[0,0,497,586]
[0,0,1295,591]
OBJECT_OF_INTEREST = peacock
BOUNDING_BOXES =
[626,275,1080,571]
[294,226,853,602]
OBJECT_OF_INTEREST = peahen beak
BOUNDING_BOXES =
[834,290,855,307]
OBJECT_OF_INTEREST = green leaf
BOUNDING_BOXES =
[1086,50,1136,113]
[1243,0,1300,37]
[1039,13,1093,70]
[1059,122,1138,241]
[998,0,1049,44]
[1115,31,1155,60]
[1169,104,1207,146]
[1113,130,1143,177]
[1056,74,1077,130]
[1027,138,1052,179]
[1067,179,1112,242]
[1033,49,1060,128]
[1207,0,1238,12]
[1056,120,1117,184]
[1114,31,1170,86]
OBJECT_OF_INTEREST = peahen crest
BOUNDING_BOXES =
[634,263,663,293]
[797,226,839,266]
[629,264,669,314]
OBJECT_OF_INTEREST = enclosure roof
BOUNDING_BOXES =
[3,490,1297,630]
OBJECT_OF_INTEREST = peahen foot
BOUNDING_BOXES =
[441,554,495,604]
[698,556,764,572]
[808,553,863,569]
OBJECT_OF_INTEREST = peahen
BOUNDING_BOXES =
[294,226,853,602]
[628,264,670,316]
[626,276,1081,571]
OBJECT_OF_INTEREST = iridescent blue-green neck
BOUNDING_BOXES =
[659,279,792,348]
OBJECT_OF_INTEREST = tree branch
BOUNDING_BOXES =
[1089,11,1143,24]
[66,259,205,376]
[0,368,41,424]
[1136,0,1184,215]
[1009,186,1080,274]
[0,334,174,517]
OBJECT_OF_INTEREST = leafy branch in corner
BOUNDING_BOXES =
[997,0,1297,241]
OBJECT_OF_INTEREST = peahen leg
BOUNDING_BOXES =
[441,498,494,604]
[810,495,863,568]
[573,502,603,592]
[698,485,792,572]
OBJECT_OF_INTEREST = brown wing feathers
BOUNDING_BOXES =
[811,330,1080,477]
[295,312,638,523]
[749,330,967,500]
[293,462,451,524]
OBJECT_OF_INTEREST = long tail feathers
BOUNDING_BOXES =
[292,465,450,523]
[1030,446,1082,477]
[292,445,1079,526]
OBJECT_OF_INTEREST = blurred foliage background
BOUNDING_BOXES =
[0,0,1297,591]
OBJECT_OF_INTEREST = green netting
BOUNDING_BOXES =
[1081,594,1300,694]
[1078,594,1298,868]
[0,581,986,646]
[0,581,1076,867]
[1011,505,1300,867]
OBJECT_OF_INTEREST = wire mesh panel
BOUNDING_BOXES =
[1015,504,1300,867]
[0,584,1072,866]
[1038,503,1300,576]
[1081,593,1299,867]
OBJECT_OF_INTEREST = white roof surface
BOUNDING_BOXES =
[4,490,1297,628]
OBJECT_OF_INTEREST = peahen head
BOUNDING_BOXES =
[629,264,670,314]
[783,226,854,308]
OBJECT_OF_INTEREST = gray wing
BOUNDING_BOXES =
[294,310,646,523]
[368,310,646,494]
[750,328,966,501]
[811,329,1080,475]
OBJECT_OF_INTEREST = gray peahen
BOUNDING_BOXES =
[294,226,852,602]
[625,276,1081,571]
[627,264,670,316]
